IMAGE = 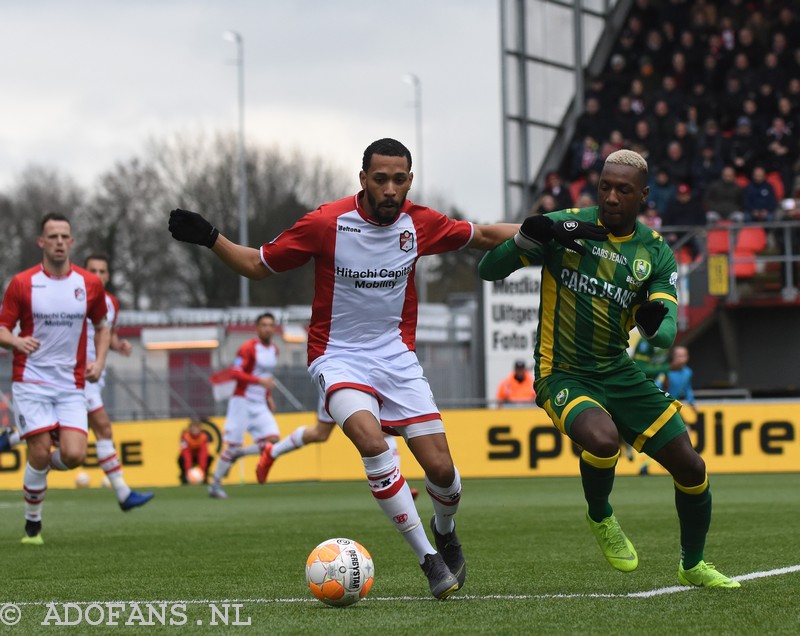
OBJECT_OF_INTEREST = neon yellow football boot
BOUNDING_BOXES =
[678,561,741,588]
[21,520,44,546]
[586,512,638,572]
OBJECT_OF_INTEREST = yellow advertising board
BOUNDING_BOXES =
[0,403,797,490]
[707,254,729,296]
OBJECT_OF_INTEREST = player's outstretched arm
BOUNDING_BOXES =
[212,234,271,280]
[478,238,529,281]
[468,223,520,250]
[168,208,271,280]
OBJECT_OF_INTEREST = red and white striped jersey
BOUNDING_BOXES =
[0,264,107,389]
[232,338,278,401]
[260,193,473,364]
[87,291,119,363]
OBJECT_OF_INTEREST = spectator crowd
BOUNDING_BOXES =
[538,0,800,243]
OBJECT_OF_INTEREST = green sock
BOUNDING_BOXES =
[580,458,615,522]
[675,483,712,569]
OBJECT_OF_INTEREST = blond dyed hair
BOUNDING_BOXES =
[604,149,648,176]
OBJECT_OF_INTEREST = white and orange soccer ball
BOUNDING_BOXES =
[74,471,91,488]
[187,466,205,485]
[305,538,374,607]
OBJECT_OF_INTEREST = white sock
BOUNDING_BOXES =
[238,443,262,457]
[49,449,69,471]
[384,434,401,468]
[212,447,238,484]
[364,449,434,563]
[271,427,306,459]
[23,463,48,522]
[96,438,131,502]
[426,466,462,535]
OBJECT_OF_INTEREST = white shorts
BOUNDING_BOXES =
[85,381,105,414]
[316,398,335,424]
[12,382,88,439]
[309,349,440,428]
[326,388,445,439]
[223,395,280,445]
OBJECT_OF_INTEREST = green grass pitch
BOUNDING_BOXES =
[1,473,799,634]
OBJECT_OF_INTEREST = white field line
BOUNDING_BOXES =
[7,565,799,606]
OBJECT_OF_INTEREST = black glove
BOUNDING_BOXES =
[635,300,668,338]
[514,215,609,255]
[168,209,219,248]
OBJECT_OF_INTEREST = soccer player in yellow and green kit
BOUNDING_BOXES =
[479,149,739,588]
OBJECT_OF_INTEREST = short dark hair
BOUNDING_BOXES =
[84,252,111,267]
[256,312,275,324]
[362,138,412,172]
[40,212,70,233]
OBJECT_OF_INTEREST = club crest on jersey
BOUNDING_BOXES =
[399,230,415,252]
[632,259,652,282]
[74,287,86,301]
[554,388,569,407]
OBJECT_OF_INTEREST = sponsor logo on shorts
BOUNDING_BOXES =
[555,388,569,407]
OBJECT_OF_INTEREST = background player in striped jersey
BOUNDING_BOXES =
[479,149,739,588]
[0,213,110,544]
[169,137,519,599]
[207,312,280,499]
[84,253,154,511]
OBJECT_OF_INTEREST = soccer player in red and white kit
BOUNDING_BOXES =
[169,138,519,599]
[84,253,154,511]
[0,213,110,545]
[207,312,281,499]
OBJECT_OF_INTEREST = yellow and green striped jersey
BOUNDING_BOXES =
[526,207,678,378]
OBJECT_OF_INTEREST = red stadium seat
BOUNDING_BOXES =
[733,249,757,278]
[707,221,732,254]
[735,226,767,253]
[766,171,784,201]
[569,177,586,206]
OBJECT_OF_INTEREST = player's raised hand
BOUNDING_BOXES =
[168,209,219,248]
[635,300,668,338]
[514,215,609,255]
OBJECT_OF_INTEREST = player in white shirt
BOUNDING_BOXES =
[0,213,110,545]
[84,253,154,511]
[207,312,281,499]
[169,138,519,599]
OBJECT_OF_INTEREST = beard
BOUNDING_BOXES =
[365,191,405,225]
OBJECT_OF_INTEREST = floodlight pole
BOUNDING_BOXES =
[224,30,249,308]
[405,73,426,302]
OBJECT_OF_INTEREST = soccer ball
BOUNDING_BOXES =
[187,466,205,485]
[305,538,374,607]
[74,471,91,488]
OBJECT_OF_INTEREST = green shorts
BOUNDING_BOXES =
[534,357,686,456]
